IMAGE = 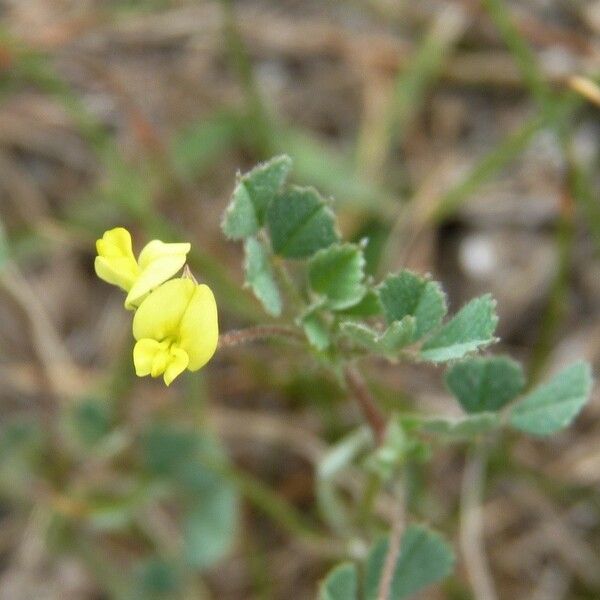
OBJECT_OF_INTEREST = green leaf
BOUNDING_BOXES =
[134,558,181,598]
[364,525,455,600]
[87,492,142,532]
[319,563,358,600]
[364,420,428,480]
[308,243,366,310]
[445,356,525,413]
[222,155,292,239]
[378,271,447,340]
[300,309,330,351]
[244,237,282,316]
[178,435,239,569]
[267,186,339,259]
[420,294,498,362]
[340,318,415,357]
[509,362,592,436]
[420,413,501,439]
[142,425,197,477]
[316,428,373,532]
[183,481,238,569]
[317,427,373,480]
[336,289,382,317]
[68,397,112,447]
[0,418,44,471]
[141,421,241,569]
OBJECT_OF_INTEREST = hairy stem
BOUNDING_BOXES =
[218,325,304,349]
[343,366,387,445]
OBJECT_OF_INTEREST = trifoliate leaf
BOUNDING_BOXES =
[364,525,455,600]
[445,356,525,413]
[420,413,501,439]
[378,271,447,340]
[267,186,339,258]
[243,237,282,316]
[509,362,592,436]
[340,317,415,357]
[420,294,498,362]
[222,155,292,239]
[308,243,366,310]
[319,563,358,600]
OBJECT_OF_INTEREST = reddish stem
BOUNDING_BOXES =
[218,326,304,349]
[344,365,387,445]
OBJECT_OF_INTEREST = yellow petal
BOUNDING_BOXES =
[178,284,219,371]
[96,227,135,258]
[124,240,191,309]
[133,339,166,376]
[138,240,191,269]
[132,278,195,342]
[95,228,139,291]
[94,257,138,291]
[125,255,188,309]
[164,346,189,385]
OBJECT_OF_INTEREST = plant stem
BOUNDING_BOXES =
[343,366,387,445]
[377,479,406,600]
[218,325,304,349]
[460,446,498,600]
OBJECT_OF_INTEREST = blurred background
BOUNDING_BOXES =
[0,0,599,598]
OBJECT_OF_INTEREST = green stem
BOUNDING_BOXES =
[483,0,552,111]
[377,478,406,600]
[460,445,497,600]
[358,473,382,528]
[433,96,578,223]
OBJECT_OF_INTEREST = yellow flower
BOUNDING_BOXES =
[95,228,191,309]
[132,278,219,385]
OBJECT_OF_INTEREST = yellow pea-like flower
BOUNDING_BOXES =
[95,228,191,309]
[132,278,219,385]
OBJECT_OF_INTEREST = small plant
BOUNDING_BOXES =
[218,156,593,599]
[93,155,593,598]
[14,154,590,599]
